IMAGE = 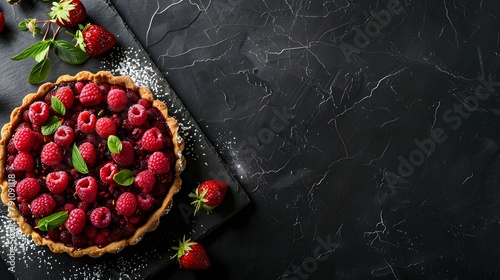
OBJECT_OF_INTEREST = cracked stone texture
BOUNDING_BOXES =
[0,0,499,279]
[109,0,500,279]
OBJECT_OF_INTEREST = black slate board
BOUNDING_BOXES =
[0,1,250,279]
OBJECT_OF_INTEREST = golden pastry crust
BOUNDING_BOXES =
[0,71,185,258]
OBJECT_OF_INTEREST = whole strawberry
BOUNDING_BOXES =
[75,24,116,57]
[189,180,228,216]
[0,12,4,33]
[49,0,87,28]
[171,236,210,270]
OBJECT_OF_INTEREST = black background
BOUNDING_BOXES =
[4,0,500,279]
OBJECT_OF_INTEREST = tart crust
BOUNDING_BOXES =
[0,71,186,258]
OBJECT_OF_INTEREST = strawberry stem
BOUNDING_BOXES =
[52,26,62,40]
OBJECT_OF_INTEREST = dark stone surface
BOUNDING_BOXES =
[4,0,500,279]
[0,1,248,279]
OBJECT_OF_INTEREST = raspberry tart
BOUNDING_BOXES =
[0,71,185,257]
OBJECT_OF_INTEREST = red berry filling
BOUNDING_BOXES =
[6,80,177,249]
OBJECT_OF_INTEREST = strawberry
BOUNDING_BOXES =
[0,12,4,33]
[189,180,228,216]
[74,24,116,57]
[171,236,210,270]
[49,0,87,28]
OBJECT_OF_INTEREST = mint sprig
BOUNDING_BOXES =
[51,96,66,115]
[36,210,68,231]
[113,169,134,186]
[41,115,61,136]
[107,135,122,154]
[12,22,89,84]
[72,144,89,174]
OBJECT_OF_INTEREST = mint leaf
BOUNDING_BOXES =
[11,40,52,61]
[54,40,90,65]
[37,211,68,231]
[51,96,66,115]
[28,57,51,84]
[41,115,61,136]
[113,169,134,186]
[34,45,50,63]
[107,135,122,154]
[72,144,89,174]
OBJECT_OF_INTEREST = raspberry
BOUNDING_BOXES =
[47,228,60,241]
[108,227,123,242]
[132,127,146,141]
[46,171,69,194]
[122,222,136,237]
[134,170,156,193]
[75,176,98,203]
[75,82,85,93]
[111,141,134,167]
[99,83,110,95]
[54,125,75,147]
[12,151,34,171]
[79,83,103,106]
[115,192,137,217]
[148,151,170,174]
[52,194,66,205]
[63,203,76,212]
[13,128,35,152]
[77,111,97,133]
[90,207,111,228]
[30,193,56,217]
[18,202,32,217]
[95,117,116,139]
[94,231,107,246]
[7,139,17,155]
[16,178,40,201]
[41,142,63,166]
[126,89,140,103]
[137,193,155,211]
[147,107,163,121]
[79,142,97,165]
[54,86,75,109]
[84,225,98,239]
[137,98,151,109]
[122,119,134,132]
[22,110,31,122]
[127,104,147,126]
[141,127,163,152]
[107,89,128,112]
[32,131,44,149]
[151,120,170,137]
[72,234,87,247]
[28,101,50,125]
[99,162,119,185]
[60,230,72,244]
[65,208,87,235]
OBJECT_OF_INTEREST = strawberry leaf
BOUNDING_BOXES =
[113,169,134,186]
[53,40,89,65]
[37,210,68,231]
[51,96,66,115]
[107,135,122,154]
[72,144,89,174]
[11,40,52,61]
[41,115,61,136]
[28,57,51,84]
[48,1,76,23]
[18,19,43,37]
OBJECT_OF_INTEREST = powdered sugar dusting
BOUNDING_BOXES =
[0,210,162,279]
[100,46,205,159]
